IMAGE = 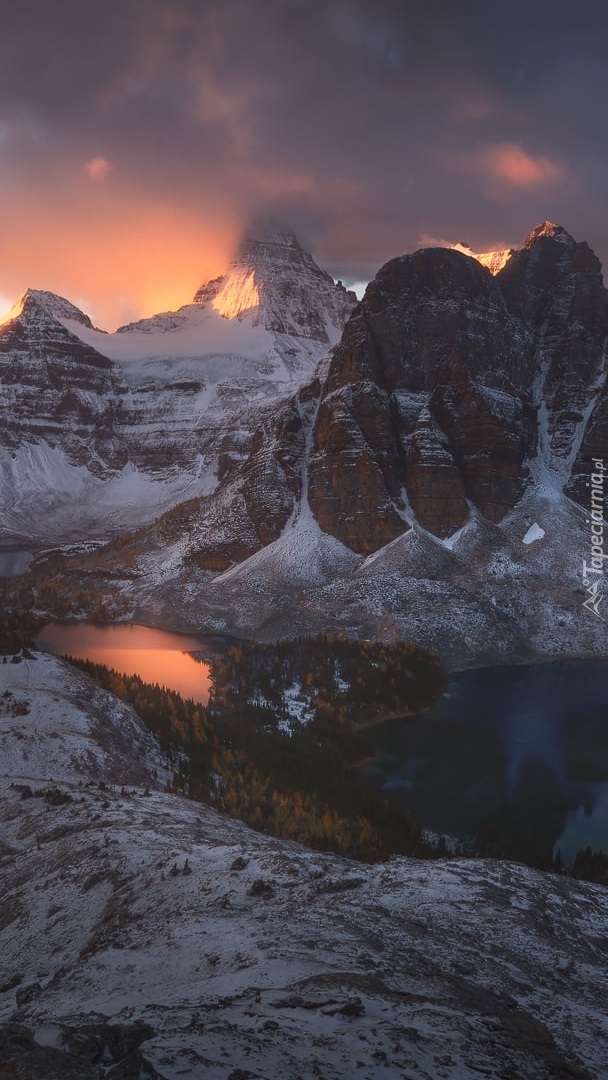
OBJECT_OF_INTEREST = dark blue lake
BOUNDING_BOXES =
[367,661,608,860]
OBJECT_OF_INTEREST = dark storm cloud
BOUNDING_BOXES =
[1,0,607,319]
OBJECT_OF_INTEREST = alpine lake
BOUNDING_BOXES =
[33,620,608,862]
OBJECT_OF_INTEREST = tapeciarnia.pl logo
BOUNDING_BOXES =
[582,458,606,618]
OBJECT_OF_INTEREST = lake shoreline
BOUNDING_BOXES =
[26,611,608,674]
[20,618,608,866]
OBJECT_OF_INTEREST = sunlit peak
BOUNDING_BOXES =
[0,292,25,326]
[211,267,260,319]
[451,242,514,275]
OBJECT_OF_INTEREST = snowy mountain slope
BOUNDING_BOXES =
[102,477,605,667]
[0,224,355,542]
[0,651,169,789]
[1,653,607,1079]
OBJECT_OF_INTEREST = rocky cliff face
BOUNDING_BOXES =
[0,291,127,474]
[306,222,607,552]
[306,247,536,549]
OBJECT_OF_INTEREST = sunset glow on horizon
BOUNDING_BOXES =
[0,1,605,324]
[0,192,242,330]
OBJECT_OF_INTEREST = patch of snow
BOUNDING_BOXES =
[281,681,315,731]
[522,522,546,545]
[450,242,514,275]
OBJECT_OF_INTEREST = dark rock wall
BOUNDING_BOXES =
[306,226,607,553]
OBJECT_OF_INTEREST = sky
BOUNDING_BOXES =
[0,0,607,329]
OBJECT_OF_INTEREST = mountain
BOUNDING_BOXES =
[115,220,355,363]
[307,220,607,550]
[65,221,607,667]
[0,291,128,536]
[191,218,355,345]
[1,651,606,1079]
[0,223,355,541]
[3,218,607,666]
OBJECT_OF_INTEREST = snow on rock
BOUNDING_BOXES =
[214,496,359,592]
[523,522,546,545]
[155,490,607,667]
[450,241,515,274]
[0,652,168,788]
[0,441,218,542]
[0,289,100,331]
[0,654,607,1078]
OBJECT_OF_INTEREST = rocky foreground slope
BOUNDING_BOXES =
[1,652,607,1079]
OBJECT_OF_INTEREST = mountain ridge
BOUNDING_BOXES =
[35,219,605,668]
[2,219,607,666]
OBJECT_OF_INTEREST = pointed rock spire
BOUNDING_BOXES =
[523,221,576,248]
[192,218,356,342]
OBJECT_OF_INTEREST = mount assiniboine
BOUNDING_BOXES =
[2,220,608,666]
[0,221,355,539]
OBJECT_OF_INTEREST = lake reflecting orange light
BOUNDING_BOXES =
[36,623,212,704]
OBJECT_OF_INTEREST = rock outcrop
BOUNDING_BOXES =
[500,222,608,480]
[0,290,127,474]
[306,222,607,552]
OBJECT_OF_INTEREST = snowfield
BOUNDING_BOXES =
[1,653,607,1078]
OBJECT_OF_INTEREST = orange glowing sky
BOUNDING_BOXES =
[0,1,606,327]
[0,188,240,330]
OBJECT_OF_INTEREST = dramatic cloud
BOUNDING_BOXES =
[85,156,113,181]
[482,144,564,187]
[440,142,568,204]
[0,0,606,326]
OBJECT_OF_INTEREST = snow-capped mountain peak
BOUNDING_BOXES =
[0,288,97,331]
[448,222,577,274]
[192,217,356,342]
[0,222,358,541]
